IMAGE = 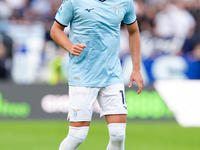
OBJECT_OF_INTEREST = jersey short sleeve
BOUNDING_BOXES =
[123,0,137,25]
[55,0,74,27]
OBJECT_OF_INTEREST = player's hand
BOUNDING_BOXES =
[129,70,144,94]
[69,43,86,56]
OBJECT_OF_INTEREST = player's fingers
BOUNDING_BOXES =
[137,86,142,94]
[73,45,84,51]
[71,43,86,56]
[79,43,87,48]
[70,49,81,56]
[137,80,144,94]
[71,52,80,56]
[129,78,133,88]
[75,43,87,49]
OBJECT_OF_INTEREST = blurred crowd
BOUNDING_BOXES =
[0,0,200,84]
[0,0,63,82]
[136,0,200,58]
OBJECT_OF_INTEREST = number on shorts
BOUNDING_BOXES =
[120,90,125,105]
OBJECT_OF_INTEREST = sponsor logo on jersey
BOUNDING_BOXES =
[73,77,80,81]
[111,6,121,15]
[57,6,63,16]
[85,8,94,12]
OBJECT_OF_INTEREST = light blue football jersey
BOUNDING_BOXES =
[55,0,136,87]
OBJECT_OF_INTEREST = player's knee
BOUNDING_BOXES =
[108,123,126,147]
[59,126,89,150]
[69,126,89,141]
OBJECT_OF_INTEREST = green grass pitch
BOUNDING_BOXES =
[0,120,200,150]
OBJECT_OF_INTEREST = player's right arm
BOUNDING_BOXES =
[50,22,86,56]
[50,0,86,56]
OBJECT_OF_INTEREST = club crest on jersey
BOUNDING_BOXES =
[72,109,81,117]
[111,6,121,15]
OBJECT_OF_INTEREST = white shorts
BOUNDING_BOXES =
[67,83,128,122]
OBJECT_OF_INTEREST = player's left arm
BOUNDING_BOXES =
[126,21,144,94]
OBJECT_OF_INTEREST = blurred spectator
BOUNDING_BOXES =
[0,32,13,79]
[192,42,200,60]
[154,0,196,39]
[0,0,13,20]
[181,0,200,54]
[5,0,26,10]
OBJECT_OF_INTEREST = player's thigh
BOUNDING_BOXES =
[70,121,91,127]
[97,83,128,120]
[105,114,127,124]
[68,86,99,123]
